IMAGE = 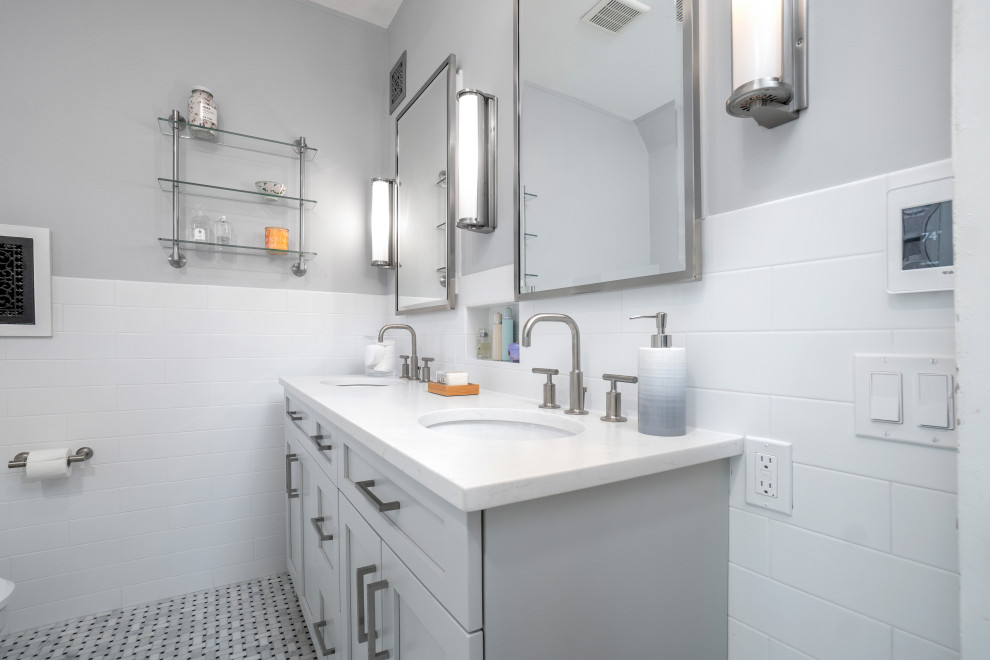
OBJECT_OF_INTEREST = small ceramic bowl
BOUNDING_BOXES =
[255,180,286,196]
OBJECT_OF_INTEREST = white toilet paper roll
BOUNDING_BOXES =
[24,448,72,481]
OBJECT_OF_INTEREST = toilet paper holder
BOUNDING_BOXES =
[7,447,94,469]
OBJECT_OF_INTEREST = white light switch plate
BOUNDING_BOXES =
[855,354,957,449]
[745,437,792,515]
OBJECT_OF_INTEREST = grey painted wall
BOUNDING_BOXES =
[386,0,515,277]
[387,0,952,273]
[0,0,391,294]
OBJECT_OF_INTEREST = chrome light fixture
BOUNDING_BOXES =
[370,177,396,268]
[726,0,808,129]
[456,89,497,233]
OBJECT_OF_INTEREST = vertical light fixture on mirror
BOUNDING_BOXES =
[370,177,396,268]
[726,0,808,128]
[455,89,497,233]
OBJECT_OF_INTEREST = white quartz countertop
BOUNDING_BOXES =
[280,376,744,512]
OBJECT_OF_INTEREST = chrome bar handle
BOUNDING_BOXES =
[355,480,400,513]
[313,620,336,656]
[311,516,333,543]
[311,434,332,452]
[168,109,186,269]
[292,136,307,277]
[356,565,377,643]
[367,579,391,660]
[285,454,299,499]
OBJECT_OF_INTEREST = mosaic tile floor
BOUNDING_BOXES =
[0,573,316,659]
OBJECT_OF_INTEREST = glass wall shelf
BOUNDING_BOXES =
[158,178,317,209]
[158,238,316,259]
[158,117,317,160]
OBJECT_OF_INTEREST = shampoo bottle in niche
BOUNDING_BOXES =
[491,312,503,361]
[630,312,686,437]
[501,306,514,361]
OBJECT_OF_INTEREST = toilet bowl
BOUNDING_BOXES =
[0,578,14,635]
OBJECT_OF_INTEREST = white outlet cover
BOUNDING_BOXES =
[745,437,793,515]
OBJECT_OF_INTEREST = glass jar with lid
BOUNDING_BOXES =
[187,86,218,138]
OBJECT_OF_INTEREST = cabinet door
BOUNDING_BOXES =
[381,545,483,660]
[339,496,383,660]
[285,436,305,589]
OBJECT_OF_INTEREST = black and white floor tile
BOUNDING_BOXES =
[0,573,316,659]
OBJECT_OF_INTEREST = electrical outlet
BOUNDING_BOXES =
[755,452,778,498]
[745,437,793,514]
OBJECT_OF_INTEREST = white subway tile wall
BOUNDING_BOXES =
[0,163,958,656]
[0,280,389,633]
[398,163,959,659]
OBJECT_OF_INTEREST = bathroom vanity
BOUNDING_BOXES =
[281,376,743,659]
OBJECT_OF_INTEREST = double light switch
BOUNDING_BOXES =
[856,355,956,448]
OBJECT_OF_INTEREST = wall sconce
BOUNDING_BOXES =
[726,0,808,129]
[456,89,497,233]
[370,177,396,269]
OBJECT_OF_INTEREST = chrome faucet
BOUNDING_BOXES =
[521,313,588,415]
[378,324,419,380]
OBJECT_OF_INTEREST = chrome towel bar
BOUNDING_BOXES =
[7,447,94,469]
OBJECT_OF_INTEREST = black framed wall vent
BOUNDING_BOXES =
[0,225,52,337]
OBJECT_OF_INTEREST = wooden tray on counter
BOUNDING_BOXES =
[427,382,480,396]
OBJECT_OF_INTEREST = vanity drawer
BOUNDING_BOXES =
[308,569,342,658]
[340,438,482,633]
[285,395,318,439]
[285,395,337,486]
[304,465,339,592]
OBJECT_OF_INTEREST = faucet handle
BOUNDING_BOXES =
[601,373,638,422]
[532,368,561,409]
[602,373,638,385]
[420,357,435,383]
[398,355,411,380]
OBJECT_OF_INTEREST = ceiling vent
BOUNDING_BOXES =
[581,0,651,34]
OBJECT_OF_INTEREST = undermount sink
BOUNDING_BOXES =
[418,409,585,440]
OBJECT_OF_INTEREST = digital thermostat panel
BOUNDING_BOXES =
[887,176,954,293]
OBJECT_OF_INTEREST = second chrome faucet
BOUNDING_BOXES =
[521,313,588,415]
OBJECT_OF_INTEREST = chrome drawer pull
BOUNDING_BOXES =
[287,410,304,422]
[356,565,377,643]
[355,480,400,513]
[366,579,391,660]
[311,434,332,452]
[311,516,333,543]
[313,620,336,656]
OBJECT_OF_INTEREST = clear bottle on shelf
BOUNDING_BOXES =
[476,328,492,360]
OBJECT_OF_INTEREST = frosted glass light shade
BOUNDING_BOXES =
[457,91,479,222]
[731,0,783,90]
[370,178,395,268]
[455,89,497,233]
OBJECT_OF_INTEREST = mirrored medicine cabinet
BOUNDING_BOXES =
[394,54,457,314]
[514,0,702,299]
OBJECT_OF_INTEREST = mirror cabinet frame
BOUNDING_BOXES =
[395,53,458,314]
[512,0,702,301]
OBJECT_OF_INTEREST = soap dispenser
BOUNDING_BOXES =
[630,312,686,437]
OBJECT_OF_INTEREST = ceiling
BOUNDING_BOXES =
[308,0,404,28]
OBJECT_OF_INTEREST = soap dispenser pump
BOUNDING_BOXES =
[630,312,686,436]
